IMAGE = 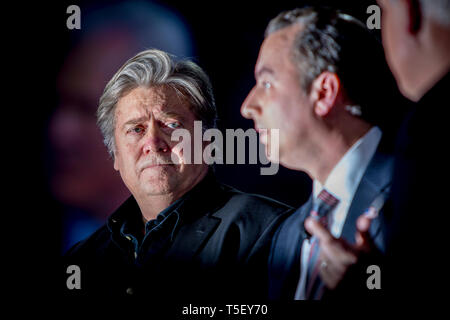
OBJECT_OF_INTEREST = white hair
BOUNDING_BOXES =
[97,49,217,159]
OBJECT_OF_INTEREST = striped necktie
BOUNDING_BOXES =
[305,189,340,300]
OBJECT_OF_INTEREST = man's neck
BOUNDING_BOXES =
[409,53,450,101]
[138,194,179,224]
[136,169,208,223]
[312,120,372,185]
[411,22,450,101]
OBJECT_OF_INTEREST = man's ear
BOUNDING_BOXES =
[310,71,341,117]
[113,153,119,171]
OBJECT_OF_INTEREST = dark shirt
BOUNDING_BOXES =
[116,193,185,262]
[63,172,293,298]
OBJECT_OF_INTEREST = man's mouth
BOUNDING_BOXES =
[143,164,169,169]
[140,161,174,172]
[255,124,265,133]
[255,125,269,144]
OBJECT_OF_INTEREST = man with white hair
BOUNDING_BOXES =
[377,0,450,297]
[63,49,292,298]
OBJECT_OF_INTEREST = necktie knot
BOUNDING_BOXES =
[310,189,339,226]
[317,189,339,207]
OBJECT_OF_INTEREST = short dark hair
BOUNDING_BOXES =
[265,7,408,129]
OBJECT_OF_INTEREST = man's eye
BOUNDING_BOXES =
[262,81,272,89]
[131,126,145,134]
[167,122,181,129]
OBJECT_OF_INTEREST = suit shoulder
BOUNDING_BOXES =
[222,185,293,216]
[272,206,307,242]
[64,224,111,259]
[212,185,295,233]
[219,183,292,209]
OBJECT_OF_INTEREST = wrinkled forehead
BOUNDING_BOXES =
[115,85,194,121]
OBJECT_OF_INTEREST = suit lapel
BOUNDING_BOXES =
[165,214,222,261]
[276,196,313,299]
[341,149,394,245]
[162,172,229,263]
[297,197,314,240]
[289,196,313,267]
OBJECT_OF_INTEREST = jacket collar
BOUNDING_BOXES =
[106,170,229,260]
[340,145,394,244]
[107,170,221,232]
[164,172,232,261]
[419,71,450,107]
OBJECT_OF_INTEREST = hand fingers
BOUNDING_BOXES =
[318,253,349,290]
[311,214,376,290]
[319,240,357,269]
[305,217,357,266]
[304,217,333,243]
[357,214,372,232]
[318,258,341,290]
[355,214,373,250]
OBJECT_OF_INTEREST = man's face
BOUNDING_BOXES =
[241,24,316,169]
[378,0,417,99]
[113,85,208,200]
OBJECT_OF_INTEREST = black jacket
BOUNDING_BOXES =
[63,172,292,299]
[385,72,449,298]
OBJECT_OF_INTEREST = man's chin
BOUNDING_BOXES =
[262,142,282,163]
[142,182,174,197]
[140,164,176,180]
[139,170,175,193]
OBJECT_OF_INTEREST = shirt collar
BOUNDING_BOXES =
[119,195,184,239]
[313,126,382,204]
[107,169,220,234]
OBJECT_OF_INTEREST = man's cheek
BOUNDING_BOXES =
[170,147,185,165]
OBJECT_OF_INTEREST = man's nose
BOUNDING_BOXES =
[142,122,170,154]
[240,87,261,120]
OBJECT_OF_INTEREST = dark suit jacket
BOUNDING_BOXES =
[268,140,395,300]
[385,72,449,298]
[63,172,293,299]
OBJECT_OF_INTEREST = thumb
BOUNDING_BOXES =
[355,214,373,251]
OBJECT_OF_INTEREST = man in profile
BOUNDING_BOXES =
[377,0,450,296]
[64,49,292,298]
[241,7,407,299]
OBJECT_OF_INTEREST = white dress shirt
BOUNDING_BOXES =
[294,126,382,300]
